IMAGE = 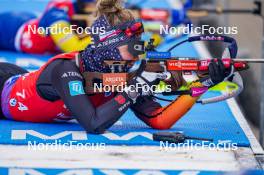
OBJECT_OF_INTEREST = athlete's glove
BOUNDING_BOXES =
[39,7,69,34]
[201,58,233,87]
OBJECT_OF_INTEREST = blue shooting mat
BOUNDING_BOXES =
[0,0,249,147]
[0,42,250,147]
[0,167,224,175]
[0,36,249,147]
[0,168,263,175]
[0,92,249,147]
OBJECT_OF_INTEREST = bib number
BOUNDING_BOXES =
[18,102,28,111]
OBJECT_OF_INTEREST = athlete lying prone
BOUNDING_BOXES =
[0,0,230,133]
[0,0,95,54]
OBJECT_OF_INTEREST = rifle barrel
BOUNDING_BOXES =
[189,9,254,14]
[234,59,264,63]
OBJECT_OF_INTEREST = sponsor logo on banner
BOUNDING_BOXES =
[199,60,211,71]
[199,59,231,71]
[103,73,127,86]
[68,81,85,96]
[167,60,198,71]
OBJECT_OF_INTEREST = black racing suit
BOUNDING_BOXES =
[0,57,229,133]
[0,59,160,133]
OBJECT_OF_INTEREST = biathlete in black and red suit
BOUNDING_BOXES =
[0,0,230,134]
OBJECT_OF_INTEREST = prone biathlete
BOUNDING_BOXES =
[0,0,230,133]
[0,0,94,54]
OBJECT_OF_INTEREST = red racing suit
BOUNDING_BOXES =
[1,52,114,122]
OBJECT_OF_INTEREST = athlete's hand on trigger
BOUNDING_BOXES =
[130,60,162,96]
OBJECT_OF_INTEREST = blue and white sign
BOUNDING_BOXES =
[146,52,171,59]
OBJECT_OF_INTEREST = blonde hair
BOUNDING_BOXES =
[96,0,134,26]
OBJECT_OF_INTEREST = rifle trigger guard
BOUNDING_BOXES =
[160,61,167,72]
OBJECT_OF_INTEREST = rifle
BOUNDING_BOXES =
[83,57,264,103]
[82,35,264,104]
[187,1,262,18]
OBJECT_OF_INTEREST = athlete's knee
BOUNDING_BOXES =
[79,120,106,134]
[91,127,106,134]
[84,125,106,134]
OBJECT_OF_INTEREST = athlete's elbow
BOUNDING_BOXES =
[151,124,172,130]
